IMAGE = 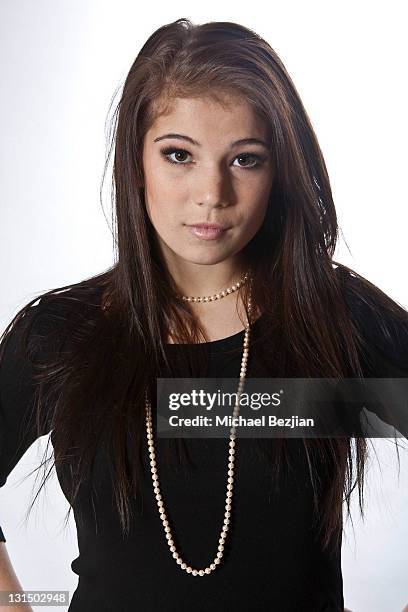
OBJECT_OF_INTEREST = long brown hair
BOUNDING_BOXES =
[1,18,407,554]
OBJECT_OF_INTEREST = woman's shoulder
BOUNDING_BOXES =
[1,278,107,371]
[334,265,408,375]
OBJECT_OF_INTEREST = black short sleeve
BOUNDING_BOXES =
[340,271,408,436]
[0,306,53,542]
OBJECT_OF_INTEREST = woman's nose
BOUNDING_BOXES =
[193,168,232,209]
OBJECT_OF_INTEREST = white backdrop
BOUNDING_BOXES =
[0,2,407,611]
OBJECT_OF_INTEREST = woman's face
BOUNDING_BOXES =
[142,93,274,269]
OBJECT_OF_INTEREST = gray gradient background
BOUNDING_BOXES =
[0,2,407,611]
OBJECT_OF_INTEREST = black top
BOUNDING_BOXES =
[1,277,407,611]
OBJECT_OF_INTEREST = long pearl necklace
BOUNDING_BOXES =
[144,275,253,576]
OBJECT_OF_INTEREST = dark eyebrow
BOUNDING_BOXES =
[153,133,269,150]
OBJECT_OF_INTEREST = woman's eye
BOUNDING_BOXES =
[232,153,264,169]
[160,147,266,170]
[161,148,192,165]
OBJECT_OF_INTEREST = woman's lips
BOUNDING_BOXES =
[186,225,229,240]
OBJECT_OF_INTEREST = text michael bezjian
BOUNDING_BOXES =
[168,415,315,428]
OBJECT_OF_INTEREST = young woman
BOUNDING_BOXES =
[0,18,407,612]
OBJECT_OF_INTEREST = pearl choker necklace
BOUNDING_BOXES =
[177,269,250,302]
[144,275,253,576]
